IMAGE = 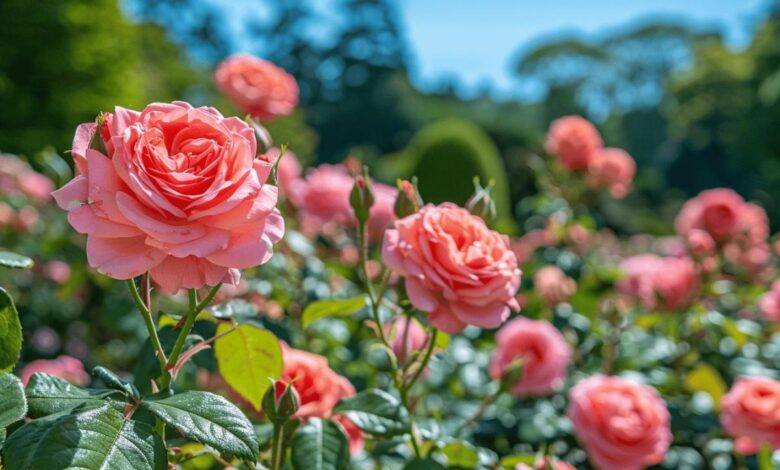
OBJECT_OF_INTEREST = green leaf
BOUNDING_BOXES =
[333,389,409,437]
[0,373,26,428]
[0,252,33,269]
[92,366,140,399]
[143,391,258,463]
[302,297,366,328]
[440,440,479,468]
[214,324,282,411]
[434,331,451,350]
[291,418,349,470]
[684,363,727,411]
[404,458,446,470]
[3,404,166,470]
[25,373,122,418]
[499,454,536,469]
[0,287,22,370]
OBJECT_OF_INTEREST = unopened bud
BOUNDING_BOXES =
[466,177,497,222]
[350,168,375,224]
[263,379,300,423]
[89,113,109,154]
[394,178,423,218]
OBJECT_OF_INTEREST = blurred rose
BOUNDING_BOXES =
[43,260,71,284]
[261,147,302,196]
[15,206,38,232]
[382,203,521,333]
[214,54,298,120]
[587,147,635,199]
[366,182,398,242]
[489,317,571,396]
[0,202,14,226]
[568,375,672,470]
[52,102,284,293]
[721,376,780,454]
[19,355,90,387]
[759,281,780,321]
[19,172,54,203]
[291,164,353,235]
[533,266,576,306]
[686,229,716,256]
[384,316,429,363]
[675,189,768,247]
[511,229,556,266]
[545,115,603,171]
[280,345,363,454]
[566,223,591,253]
[617,255,697,312]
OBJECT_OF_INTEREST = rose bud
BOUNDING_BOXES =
[263,379,300,423]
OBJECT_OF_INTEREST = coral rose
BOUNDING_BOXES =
[587,147,636,199]
[617,254,697,312]
[52,102,284,293]
[721,376,780,454]
[533,266,576,306]
[489,317,571,396]
[215,54,298,121]
[568,375,672,470]
[545,115,603,171]
[382,203,521,333]
[280,345,363,454]
[19,355,90,387]
[675,189,768,244]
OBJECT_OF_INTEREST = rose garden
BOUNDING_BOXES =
[2,5,780,469]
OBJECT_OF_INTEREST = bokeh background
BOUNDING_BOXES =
[2,0,779,234]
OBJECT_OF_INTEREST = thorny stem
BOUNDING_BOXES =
[126,279,168,376]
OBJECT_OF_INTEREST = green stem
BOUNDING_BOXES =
[405,328,437,390]
[162,288,206,389]
[126,279,168,376]
[270,422,285,470]
[453,388,501,437]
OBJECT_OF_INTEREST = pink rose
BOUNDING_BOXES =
[43,260,72,284]
[382,203,521,333]
[214,54,298,121]
[568,375,672,470]
[489,317,571,396]
[686,229,716,256]
[0,154,54,203]
[0,202,13,226]
[533,266,576,306]
[675,189,763,243]
[587,147,635,199]
[721,376,780,454]
[545,116,603,171]
[617,254,697,312]
[384,316,429,363]
[261,147,301,196]
[19,355,90,387]
[760,281,780,321]
[511,229,556,266]
[280,345,363,454]
[290,163,397,241]
[52,102,284,293]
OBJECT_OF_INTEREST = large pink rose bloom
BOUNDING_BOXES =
[759,281,780,322]
[587,147,636,199]
[19,355,90,387]
[489,317,571,396]
[215,54,299,121]
[568,375,672,470]
[545,115,603,171]
[721,376,780,454]
[280,345,363,454]
[617,254,697,312]
[52,102,284,293]
[382,203,521,333]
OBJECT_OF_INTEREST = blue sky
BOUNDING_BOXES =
[216,0,769,97]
